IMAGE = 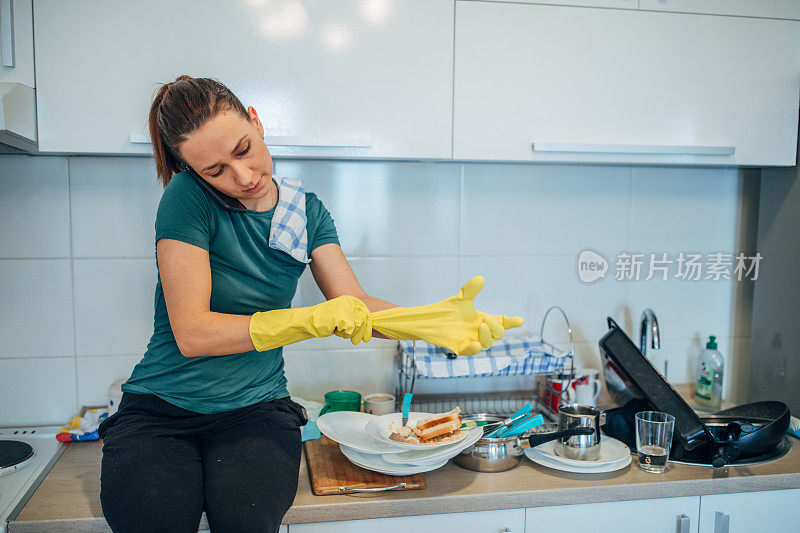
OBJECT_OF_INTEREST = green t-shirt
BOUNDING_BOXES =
[123,171,339,414]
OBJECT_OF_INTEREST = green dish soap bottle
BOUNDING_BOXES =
[695,335,724,410]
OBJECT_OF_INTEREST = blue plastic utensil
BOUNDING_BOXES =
[484,403,533,438]
[401,393,413,427]
[494,414,545,439]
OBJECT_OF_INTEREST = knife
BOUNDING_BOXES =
[401,393,412,427]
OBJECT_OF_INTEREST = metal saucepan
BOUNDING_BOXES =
[555,403,606,461]
[454,413,595,472]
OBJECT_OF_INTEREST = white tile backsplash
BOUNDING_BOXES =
[0,357,77,426]
[76,355,142,408]
[70,156,162,258]
[73,258,157,356]
[0,155,70,258]
[0,259,75,357]
[0,154,756,422]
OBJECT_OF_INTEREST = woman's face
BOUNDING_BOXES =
[178,106,274,201]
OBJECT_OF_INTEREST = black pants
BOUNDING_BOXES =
[98,393,306,533]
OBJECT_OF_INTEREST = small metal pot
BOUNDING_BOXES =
[454,414,595,472]
[555,403,606,461]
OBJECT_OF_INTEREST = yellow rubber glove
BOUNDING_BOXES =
[249,295,372,351]
[372,276,523,356]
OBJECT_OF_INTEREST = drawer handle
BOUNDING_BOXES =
[531,142,735,156]
[129,133,372,149]
[338,482,406,493]
[679,514,691,533]
[714,511,731,533]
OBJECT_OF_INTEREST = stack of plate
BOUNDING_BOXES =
[316,411,483,476]
[524,435,632,473]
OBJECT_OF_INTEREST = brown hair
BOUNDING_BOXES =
[148,75,249,187]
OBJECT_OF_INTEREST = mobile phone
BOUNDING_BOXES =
[182,164,247,212]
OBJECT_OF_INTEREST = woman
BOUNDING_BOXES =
[98,75,520,533]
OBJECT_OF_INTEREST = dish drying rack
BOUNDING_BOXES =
[396,306,577,418]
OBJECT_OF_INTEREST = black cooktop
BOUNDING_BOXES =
[0,440,34,470]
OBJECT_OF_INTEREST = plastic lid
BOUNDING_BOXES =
[706,335,717,350]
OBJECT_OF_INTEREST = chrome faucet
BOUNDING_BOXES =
[639,308,661,357]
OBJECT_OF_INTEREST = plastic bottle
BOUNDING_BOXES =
[694,335,724,410]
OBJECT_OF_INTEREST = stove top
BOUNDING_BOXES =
[0,426,64,533]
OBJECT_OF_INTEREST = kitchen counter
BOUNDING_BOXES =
[10,388,800,531]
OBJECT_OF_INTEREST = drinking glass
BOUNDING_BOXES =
[635,411,675,473]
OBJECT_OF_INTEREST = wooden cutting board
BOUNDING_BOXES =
[304,436,426,495]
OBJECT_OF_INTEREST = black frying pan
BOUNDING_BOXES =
[704,401,790,467]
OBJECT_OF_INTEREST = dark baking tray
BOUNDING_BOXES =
[599,317,712,451]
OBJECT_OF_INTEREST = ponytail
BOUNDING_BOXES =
[147,75,249,187]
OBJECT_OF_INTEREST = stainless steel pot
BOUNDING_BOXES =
[454,414,595,472]
[555,403,606,461]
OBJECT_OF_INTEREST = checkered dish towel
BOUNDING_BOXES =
[268,176,310,264]
[399,335,572,379]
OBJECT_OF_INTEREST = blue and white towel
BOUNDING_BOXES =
[269,176,310,264]
[399,335,572,379]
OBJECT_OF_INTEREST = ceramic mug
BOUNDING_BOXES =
[565,369,602,407]
[545,374,573,414]
[364,393,396,415]
[319,390,362,415]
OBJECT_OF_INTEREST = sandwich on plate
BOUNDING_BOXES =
[389,407,463,445]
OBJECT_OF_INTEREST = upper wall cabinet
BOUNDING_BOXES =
[453,2,800,166]
[33,0,454,158]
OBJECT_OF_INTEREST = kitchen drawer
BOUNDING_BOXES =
[526,497,701,533]
[453,2,800,166]
[33,0,453,159]
[698,489,800,532]
[289,508,525,533]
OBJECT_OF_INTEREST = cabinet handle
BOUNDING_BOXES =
[679,514,691,533]
[500,528,511,533]
[714,511,731,533]
[531,143,735,156]
[129,133,372,149]
[264,135,371,148]
[0,0,15,68]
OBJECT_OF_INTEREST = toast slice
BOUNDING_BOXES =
[416,407,462,431]
[419,419,461,442]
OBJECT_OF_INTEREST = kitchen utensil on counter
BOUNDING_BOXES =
[529,434,630,468]
[483,403,533,438]
[453,414,594,472]
[555,403,605,461]
[319,390,362,416]
[492,414,545,438]
[316,412,398,454]
[364,393,396,416]
[599,317,791,467]
[635,411,675,473]
[303,437,426,495]
[401,392,412,427]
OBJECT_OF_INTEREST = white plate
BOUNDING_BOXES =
[365,412,469,451]
[524,448,632,474]
[339,444,449,476]
[380,426,484,465]
[315,412,399,454]
[532,436,631,468]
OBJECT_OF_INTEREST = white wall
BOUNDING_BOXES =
[0,154,757,426]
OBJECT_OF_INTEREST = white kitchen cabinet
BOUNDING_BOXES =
[289,508,525,533]
[0,0,33,87]
[525,497,701,533]
[33,0,453,159]
[468,0,636,9]
[453,2,800,166]
[697,489,800,532]
[639,1,800,21]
